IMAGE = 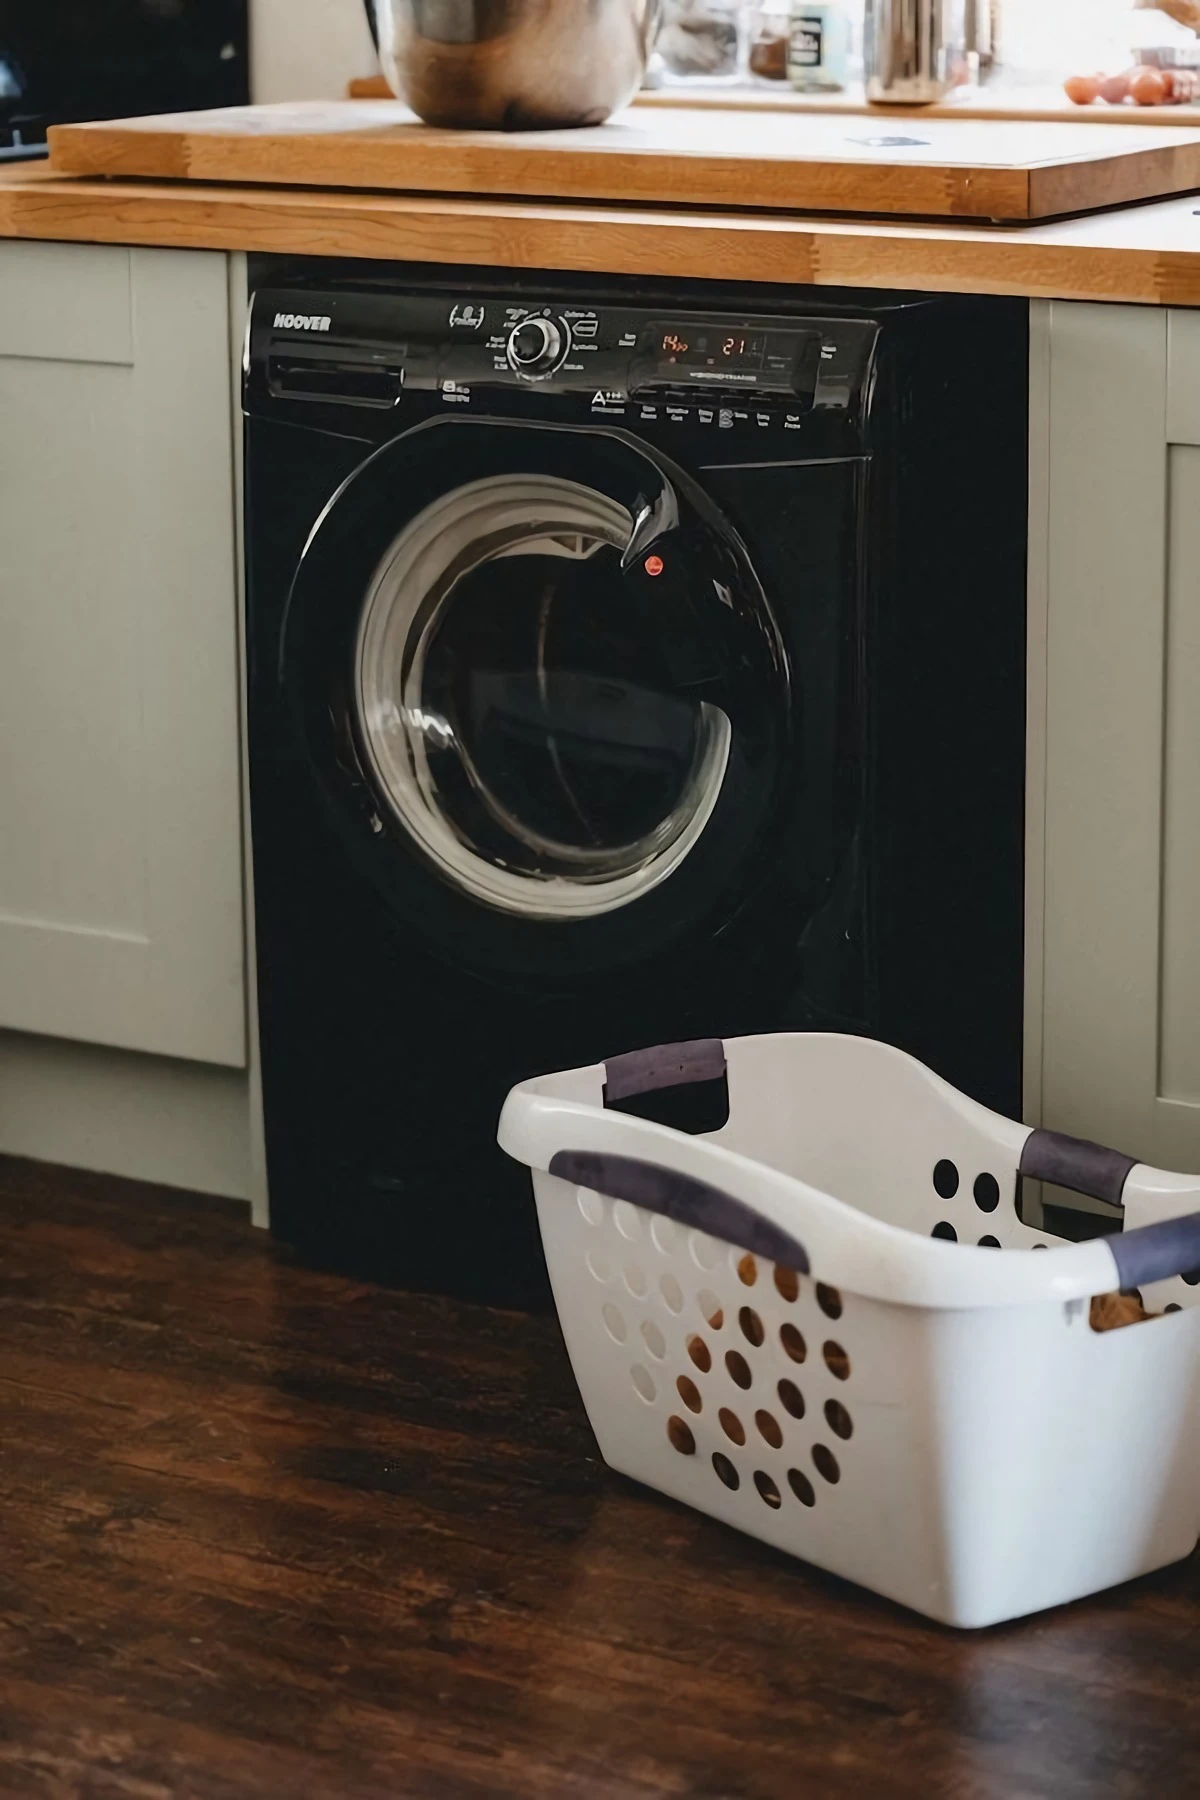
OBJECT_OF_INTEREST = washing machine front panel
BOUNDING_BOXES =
[244,275,1029,1304]
[280,417,792,974]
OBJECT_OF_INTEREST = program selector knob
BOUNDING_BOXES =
[507,315,570,377]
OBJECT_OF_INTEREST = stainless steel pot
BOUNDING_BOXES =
[863,0,968,105]
[365,0,661,130]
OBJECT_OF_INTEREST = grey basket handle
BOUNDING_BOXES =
[1018,1128,1138,1209]
[1108,1214,1200,1291]
[549,1149,810,1276]
[603,1038,727,1106]
[1020,1129,1200,1288]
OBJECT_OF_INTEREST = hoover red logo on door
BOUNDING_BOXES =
[273,312,332,332]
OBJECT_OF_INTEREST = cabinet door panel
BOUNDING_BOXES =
[1038,301,1200,1178]
[1159,446,1200,1108]
[0,244,244,1068]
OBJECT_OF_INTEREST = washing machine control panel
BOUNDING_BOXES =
[252,287,879,438]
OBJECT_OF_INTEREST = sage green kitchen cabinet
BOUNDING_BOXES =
[1028,300,1200,1176]
[0,241,246,1070]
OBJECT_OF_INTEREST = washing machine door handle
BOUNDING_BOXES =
[620,482,682,572]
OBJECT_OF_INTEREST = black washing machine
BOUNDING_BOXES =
[243,265,1028,1306]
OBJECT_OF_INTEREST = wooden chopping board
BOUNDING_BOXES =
[47,99,1200,222]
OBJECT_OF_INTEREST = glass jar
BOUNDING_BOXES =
[788,0,851,91]
[749,0,792,80]
[657,0,746,84]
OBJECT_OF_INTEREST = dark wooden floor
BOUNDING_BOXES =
[1,1159,1198,1800]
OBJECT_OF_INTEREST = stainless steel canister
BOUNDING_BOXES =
[863,0,969,105]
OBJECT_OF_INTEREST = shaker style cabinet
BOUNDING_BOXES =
[1029,299,1200,1175]
[0,242,245,1068]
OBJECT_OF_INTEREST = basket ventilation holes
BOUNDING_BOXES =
[824,1398,853,1440]
[756,1409,784,1449]
[978,1235,1001,1250]
[754,1471,782,1509]
[788,1468,816,1508]
[624,1264,647,1298]
[676,1374,703,1413]
[1166,1303,1183,1313]
[823,1341,851,1381]
[973,1173,1001,1213]
[690,1230,721,1270]
[650,1215,678,1254]
[586,1249,612,1284]
[932,1221,958,1242]
[736,1253,758,1286]
[780,1323,807,1363]
[667,1416,696,1455]
[719,1407,746,1445]
[687,1334,712,1373]
[697,1289,724,1329]
[659,1274,685,1313]
[813,1444,841,1484]
[602,1303,628,1344]
[712,1452,740,1490]
[613,1201,642,1241]
[578,1188,605,1226]
[816,1283,843,1320]
[778,1378,806,1419]
[1183,1270,1200,1287]
[773,1264,800,1303]
[725,1349,753,1390]
[933,1159,959,1199]
[631,1364,656,1403]
[641,1319,667,1360]
[739,1306,765,1347]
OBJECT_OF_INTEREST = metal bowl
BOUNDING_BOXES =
[365,0,662,129]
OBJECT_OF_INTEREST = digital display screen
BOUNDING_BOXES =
[657,328,767,373]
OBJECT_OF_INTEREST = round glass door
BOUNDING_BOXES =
[354,473,732,918]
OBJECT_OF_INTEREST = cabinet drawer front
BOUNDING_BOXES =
[0,242,132,365]
[1167,310,1200,446]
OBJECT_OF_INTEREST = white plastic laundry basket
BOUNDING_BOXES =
[499,1032,1200,1628]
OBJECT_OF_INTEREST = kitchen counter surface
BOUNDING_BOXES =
[7,162,1200,305]
[1,1154,1198,1800]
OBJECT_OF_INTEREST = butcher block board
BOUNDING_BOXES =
[47,99,1200,222]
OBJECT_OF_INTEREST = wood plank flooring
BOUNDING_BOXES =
[0,1155,1197,1798]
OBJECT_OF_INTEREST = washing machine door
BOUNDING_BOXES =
[281,417,789,974]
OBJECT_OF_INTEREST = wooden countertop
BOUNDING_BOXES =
[46,99,1200,223]
[6,163,1200,307]
[2,1155,1198,1800]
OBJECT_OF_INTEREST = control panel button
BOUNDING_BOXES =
[507,315,570,378]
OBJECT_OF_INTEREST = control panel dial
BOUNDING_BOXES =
[507,314,570,378]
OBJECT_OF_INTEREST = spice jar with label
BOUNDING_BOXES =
[749,1,791,81]
[787,0,851,91]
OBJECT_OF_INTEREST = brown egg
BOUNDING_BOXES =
[1063,73,1102,105]
[1100,69,1134,104]
[1130,66,1168,107]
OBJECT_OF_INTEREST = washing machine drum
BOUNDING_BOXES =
[282,418,790,973]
